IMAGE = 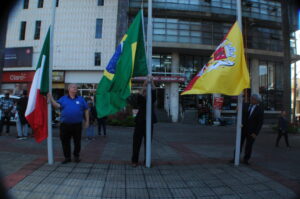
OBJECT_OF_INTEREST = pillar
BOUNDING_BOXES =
[170,52,179,122]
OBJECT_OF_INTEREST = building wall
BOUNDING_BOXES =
[5,0,118,74]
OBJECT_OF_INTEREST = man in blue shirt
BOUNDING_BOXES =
[0,92,14,135]
[49,84,89,164]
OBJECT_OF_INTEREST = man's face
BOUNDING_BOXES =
[250,96,258,105]
[4,93,9,99]
[68,84,78,94]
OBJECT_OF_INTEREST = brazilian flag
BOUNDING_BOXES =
[96,10,148,118]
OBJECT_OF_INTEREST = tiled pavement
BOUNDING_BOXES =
[0,123,300,199]
[8,163,298,199]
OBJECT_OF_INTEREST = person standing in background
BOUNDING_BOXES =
[16,90,29,140]
[275,110,290,148]
[0,92,14,135]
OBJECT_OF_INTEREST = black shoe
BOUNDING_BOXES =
[243,159,250,165]
[74,157,81,163]
[62,158,71,164]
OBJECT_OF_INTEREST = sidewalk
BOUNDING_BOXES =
[0,123,299,199]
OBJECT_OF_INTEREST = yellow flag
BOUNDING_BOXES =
[181,22,250,96]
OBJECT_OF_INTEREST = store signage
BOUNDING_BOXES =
[53,71,65,82]
[2,71,35,82]
[4,47,33,67]
[133,76,186,83]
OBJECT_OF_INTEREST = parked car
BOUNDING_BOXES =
[0,94,21,123]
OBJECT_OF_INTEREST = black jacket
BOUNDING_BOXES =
[242,103,264,136]
[134,90,157,125]
[17,96,28,124]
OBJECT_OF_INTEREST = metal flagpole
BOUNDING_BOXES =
[145,0,153,168]
[234,0,243,166]
[47,0,57,165]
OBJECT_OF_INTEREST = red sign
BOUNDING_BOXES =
[213,97,224,110]
[133,76,186,83]
[2,71,35,83]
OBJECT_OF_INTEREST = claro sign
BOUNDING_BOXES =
[2,72,35,83]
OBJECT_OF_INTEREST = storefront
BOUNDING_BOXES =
[1,71,35,95]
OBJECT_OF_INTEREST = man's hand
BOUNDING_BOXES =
[250,133,256,139]
[84,120,89,129]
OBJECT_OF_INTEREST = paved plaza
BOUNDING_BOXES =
[0,123,299,199]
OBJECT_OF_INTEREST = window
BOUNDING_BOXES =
[95,19,103,39]
[19,21,26,40]
[56,0,59,7]
[37,0,43,8]
[23,0,29,9]
[34,21,41,40]
[95,52,101,66]
[98,0,104,6]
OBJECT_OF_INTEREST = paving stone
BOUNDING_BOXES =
[50,194,75,199]
[56,167,74,172]
[67,173,88,179]
[107,169,125,175]
[239,176,260,185]
[126,188,149,199]
[21,175,45,184]
[211,187,235,195]
[41,177,65,185]
[247,183,271,191]
[170,188,195,198]
[229,185,253,194]
[75,163,93,168]
[85,179,105,188]
[219,194,241,199]
[62,179,84,186]
[109,164,125,170]
[13,181,37,191]
[105,180,126,189]
[55,185,81,196]
[191,187,216,197]
[30,170,51,177]
[102,187,125,198]
[257,190,285,199]
[79,187,103,197]
[148,188,173,198]
[92,164,109,169]
[166,180,188,188]
[9,190,30,199]
[24,192,54,199]
[238,193,264,199]
[194,196,218,199]
[39,165,57,171]
[185,180,207,188]
[34,184,59,193]
[205,179,225,188]
[48,172,69,178]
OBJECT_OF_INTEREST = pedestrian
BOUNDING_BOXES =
[97,116,107,136]
[131,78,157,167]
[275,110,290,148]
[86,101,97,140]
[16,90,29,140]
[239,94,264,165]
[48,84,89,164]
[0,92,14,135]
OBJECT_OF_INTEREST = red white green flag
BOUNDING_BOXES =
[25,28,50,143]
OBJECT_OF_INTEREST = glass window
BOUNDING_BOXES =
[95,19,103,39]
[34,21,41,40]
[98,0,104,6]
[37,0,43,8]
[56,0,59,7]
[19,21,26,40]
[95,52,101,66]
[23,0,29,9]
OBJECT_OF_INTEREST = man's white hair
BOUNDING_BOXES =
[251,93,262,102]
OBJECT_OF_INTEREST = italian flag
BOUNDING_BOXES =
[25,28,50,143]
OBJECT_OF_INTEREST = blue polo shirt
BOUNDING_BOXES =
[57,95,88,124]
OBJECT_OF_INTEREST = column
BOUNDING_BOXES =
[250,58,260,95]
[170,52,179,122]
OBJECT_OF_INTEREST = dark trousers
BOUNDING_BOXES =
[60,123,82,159]
[131,123,153,163]
[97,118,106,135]
[276,131,290,147]
[0,115,11,134]
[240,131,256,161]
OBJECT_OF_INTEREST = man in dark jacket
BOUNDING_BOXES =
[131,79,157,167]
[16,90,29,139]
[240,93,264,165]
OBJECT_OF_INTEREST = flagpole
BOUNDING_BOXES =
[47,0,57,165]
[145,0,153,168]
[234,0,243,166]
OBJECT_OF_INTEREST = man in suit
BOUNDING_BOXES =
[240,93,264,165]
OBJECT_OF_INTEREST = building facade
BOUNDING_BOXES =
[2,0,118,100]
[1,0,299,123]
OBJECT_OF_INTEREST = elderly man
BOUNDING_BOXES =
[0,92,14,135]
[49,84,89,164]
[240,93,264,165]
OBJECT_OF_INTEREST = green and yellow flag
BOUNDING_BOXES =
[181,22,250,96]
[96,10,148,118]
